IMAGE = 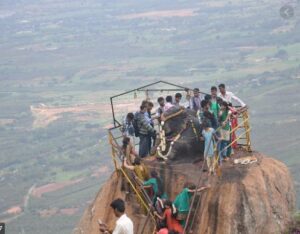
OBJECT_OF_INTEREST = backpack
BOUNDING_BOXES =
[133,112,140,137]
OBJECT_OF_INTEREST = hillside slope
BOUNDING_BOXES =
[76,151,295,234]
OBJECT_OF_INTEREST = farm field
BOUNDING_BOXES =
[0,0,299,233]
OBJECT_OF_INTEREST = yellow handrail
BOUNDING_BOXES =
[108,129,157,227]
[214,127,252,167]
[118,166,156,222]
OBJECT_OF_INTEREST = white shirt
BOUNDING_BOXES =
[218,91,246,107]
[113,214,134,234]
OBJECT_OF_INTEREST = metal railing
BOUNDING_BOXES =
[108,130,157,233]
[183,110,252,234]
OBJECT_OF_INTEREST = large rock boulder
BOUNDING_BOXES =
[75,150,295,234]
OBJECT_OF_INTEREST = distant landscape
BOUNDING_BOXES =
[0,0,299,233]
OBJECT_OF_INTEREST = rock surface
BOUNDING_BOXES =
[75,150,295,234]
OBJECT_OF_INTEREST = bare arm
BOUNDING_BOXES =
[153,211,166,220]
[123,159,134,171]
[231,93,246,107]
[188,186,210,193]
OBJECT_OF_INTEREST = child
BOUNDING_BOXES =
[218,101,232,162]
[154,200,183,234]
[201,121,217,175]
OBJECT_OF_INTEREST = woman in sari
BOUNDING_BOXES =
[142,170,168,203]
[173,183,209,226]
[123,157,149,181]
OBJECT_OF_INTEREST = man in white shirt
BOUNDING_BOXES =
[99,198,134,234]
[218,84,246,107]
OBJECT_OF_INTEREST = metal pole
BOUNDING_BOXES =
[110,97,117,127]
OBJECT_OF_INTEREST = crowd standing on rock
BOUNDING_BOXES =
[101,84,247,234]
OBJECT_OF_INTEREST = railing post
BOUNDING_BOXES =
[242,110,252,152]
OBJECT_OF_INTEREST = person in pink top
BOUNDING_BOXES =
[164,96,174,112]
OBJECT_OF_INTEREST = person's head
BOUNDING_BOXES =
[175,93,182,103]
[110,198,125,217]
[217,97,224,106]
[184,182,196,190]
[193,88,200,97]
[220,101,229,111]
[157,97,165,107]
[201,100,210,110]
[218,84,226,94]
[133,157,141,165]
[166,95,173,103]
[164,200,172,208]
[147,101,154,112]
[126,112,134,122]
[140,105,147,113]
[141,100,148,107]
[150,170,158,178]
[122,136,130,148]
[211,86,218,97]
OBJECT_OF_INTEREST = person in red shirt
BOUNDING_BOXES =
[154,200,183,234]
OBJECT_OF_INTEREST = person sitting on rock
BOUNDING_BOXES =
[154,200,183,234]
[173,183,209,226]
[99,198,133,234]
[218,101,232,162]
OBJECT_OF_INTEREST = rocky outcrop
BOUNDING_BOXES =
[75,150,295,234]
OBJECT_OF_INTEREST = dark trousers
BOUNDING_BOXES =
[139,134,151,158]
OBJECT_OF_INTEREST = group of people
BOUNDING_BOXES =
[100,84,247,233]
[99,181,209,234]
[120,142,209,233]
[121,83,247,173]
